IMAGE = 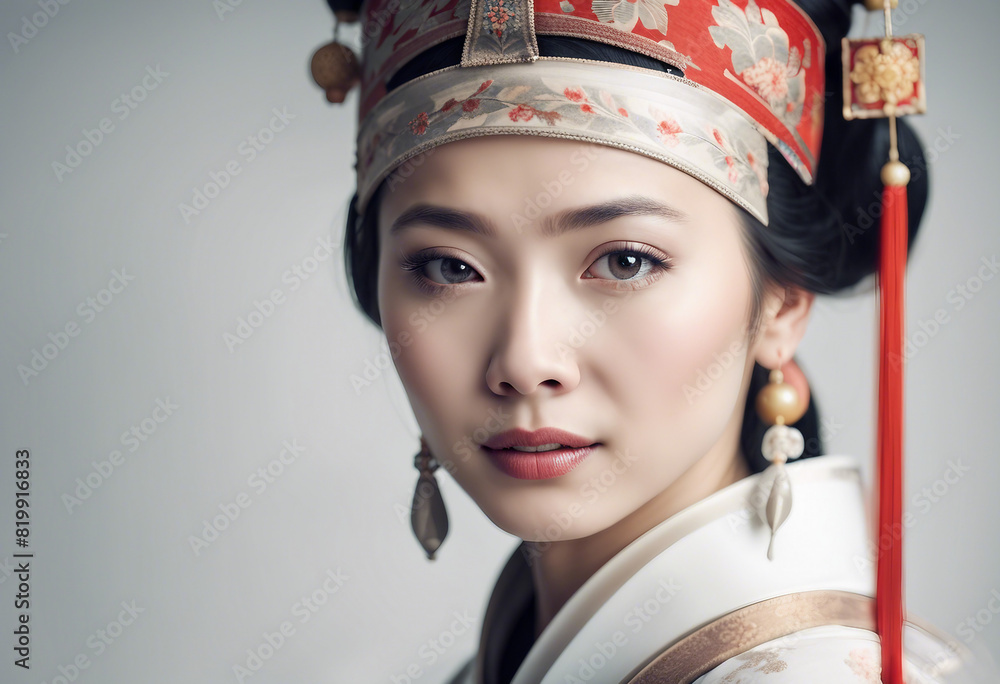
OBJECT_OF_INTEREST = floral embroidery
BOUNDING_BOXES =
[506,102,562,124]
[741,56,789,107]
[718,648,788,682]
[845,647,880,683]
[592,0,679,34]
[709,0,810,128]
[508,104,534,121]
[747,150,768,198]
[357,0,824,192]
[657,117,682,146]
[476,0,525,54]
[484,0,514,39]
[409,112,429,135]
[725,156,738,182]
[356,61,770,223]
[564,86,604,114]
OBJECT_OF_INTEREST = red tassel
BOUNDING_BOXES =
[876,179,908,683]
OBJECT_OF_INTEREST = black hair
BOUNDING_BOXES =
[337,0,929,474]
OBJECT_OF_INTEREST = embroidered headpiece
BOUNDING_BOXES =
[318,0,826,224]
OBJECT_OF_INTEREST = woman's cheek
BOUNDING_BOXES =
[611,274,748,417]
[384,295,481,423]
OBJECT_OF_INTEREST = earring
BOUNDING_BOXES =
[754,357,806,560]
[309,12,361,104]
[411,437,449,560]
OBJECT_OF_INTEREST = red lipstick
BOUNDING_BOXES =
[481,428,598,480]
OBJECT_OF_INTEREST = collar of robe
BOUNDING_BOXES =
[474,454,877,684]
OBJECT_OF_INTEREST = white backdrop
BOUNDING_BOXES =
[1,1,998,682]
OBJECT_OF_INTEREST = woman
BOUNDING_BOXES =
[315,0,991,680]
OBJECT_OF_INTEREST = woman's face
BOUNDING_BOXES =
[376,136,768,541]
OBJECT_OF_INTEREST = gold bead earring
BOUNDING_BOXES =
[754,355,806,560]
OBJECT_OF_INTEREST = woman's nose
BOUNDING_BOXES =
[484,283,582,397]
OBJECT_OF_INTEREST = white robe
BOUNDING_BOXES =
[446,455,992,683]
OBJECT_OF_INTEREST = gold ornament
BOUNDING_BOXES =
[849,40,920,107]
[755,369,806,426]
[753,363,807,561]
[881,160,911,188]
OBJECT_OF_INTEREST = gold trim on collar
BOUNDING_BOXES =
[622,590,876,684]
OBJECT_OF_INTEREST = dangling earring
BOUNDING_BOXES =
[411,437,449,561]
[309,11,361,104]
[754,356,806,561]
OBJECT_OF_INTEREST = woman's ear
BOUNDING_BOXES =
[753,285,815,369]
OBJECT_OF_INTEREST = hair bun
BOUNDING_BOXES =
[759,0,930,295]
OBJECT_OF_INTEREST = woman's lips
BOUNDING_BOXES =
[481,444,598,480]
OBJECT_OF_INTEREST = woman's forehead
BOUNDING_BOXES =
[377,135,730,235]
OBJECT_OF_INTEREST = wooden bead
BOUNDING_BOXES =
[755,381,805,426]
[310,42,360,100]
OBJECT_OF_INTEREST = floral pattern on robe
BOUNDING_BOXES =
[694,625,981,684]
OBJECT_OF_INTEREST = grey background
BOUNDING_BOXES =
[0,0,997,682]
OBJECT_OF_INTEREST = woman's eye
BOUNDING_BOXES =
[587,251,659,281]
[400,252,481,291]
[421,257,480,285]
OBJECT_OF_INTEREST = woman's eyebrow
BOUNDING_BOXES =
[388,194,688,238]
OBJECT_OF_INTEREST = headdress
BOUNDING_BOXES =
[311,0,926,680]
[316,0,828,224]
